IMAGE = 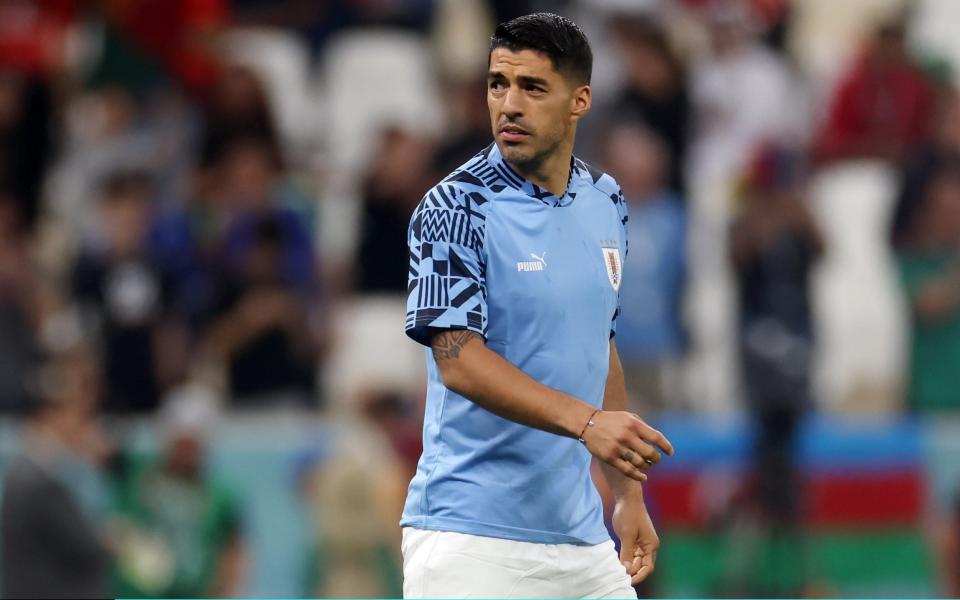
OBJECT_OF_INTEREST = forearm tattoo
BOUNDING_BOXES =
[431,330,480,361]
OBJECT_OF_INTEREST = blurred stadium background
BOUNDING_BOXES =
[1,0,960,597]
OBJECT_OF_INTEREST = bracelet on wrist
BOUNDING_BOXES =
[578,409,601,444]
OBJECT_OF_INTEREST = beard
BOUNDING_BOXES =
[499,130,565,173]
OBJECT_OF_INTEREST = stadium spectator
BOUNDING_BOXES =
[897,162,960,412]
[46,85,191,243]
[93,0,227,96]
[110,383,247,598]
[728,145,822,594]
[607,15,690,195]
[891,89,960,248]
[300,388,409,598]
[149,162,231,332]
[1,346,112,599]
[0,193,42,411]
[201,65,281,172]
[72,171,186,413]
[198,135,320,406]
[0,71,56,231]
[354,126,435,293]
[602,123,687,413]
[688,0,799,183]
[432,76,491,178]
[814,18,936,165]
[0,0,77,76]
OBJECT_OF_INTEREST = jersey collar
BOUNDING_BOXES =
[485,142,579,207]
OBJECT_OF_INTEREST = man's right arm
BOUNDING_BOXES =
[430,329,673,481]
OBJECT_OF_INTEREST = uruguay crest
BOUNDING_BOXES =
[602,247,622,291]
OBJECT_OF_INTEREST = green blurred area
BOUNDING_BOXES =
[657,528,934,598]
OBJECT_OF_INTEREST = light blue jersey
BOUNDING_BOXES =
[403,142,628,545]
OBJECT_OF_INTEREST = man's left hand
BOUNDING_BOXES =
[612,493,659,585]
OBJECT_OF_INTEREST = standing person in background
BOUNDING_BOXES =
[1,348,112,599]
[896,162,960,598]
[602,123,686,414]
[72,171,187,413]
[110,385,247,598]
[897,163,960,412]
[402,13,674,598]
[814,18,935,165]
[728,145,822,596]
[300,389,410,599]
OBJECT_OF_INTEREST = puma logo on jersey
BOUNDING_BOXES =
[517,252,547,272]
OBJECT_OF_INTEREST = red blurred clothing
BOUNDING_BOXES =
[815,52,935,164]
[103,0,227,93]
[0,0,77,75]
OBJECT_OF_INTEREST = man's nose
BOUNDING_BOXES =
[502,85,524,118]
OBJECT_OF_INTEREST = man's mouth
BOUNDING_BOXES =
[499,124,531,143]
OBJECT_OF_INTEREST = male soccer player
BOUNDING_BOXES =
[402,12,675,598]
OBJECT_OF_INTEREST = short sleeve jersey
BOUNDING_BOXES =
[403,142,628,544]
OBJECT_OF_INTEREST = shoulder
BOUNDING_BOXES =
[575,157,620,198]
[414,180,492,225]
[3,456,58,501]
[575,157,627,221]
[412,148,498,229]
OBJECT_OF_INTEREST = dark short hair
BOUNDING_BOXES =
[490,12,593,86]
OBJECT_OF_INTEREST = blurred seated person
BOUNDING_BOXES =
[110,384,247,598]
[355,126,436,293]
[814,18,935,165]
[72,171,188,412]
[897,162,960,411]
[204,212,319,406]
[607,15,689,195]
[602,123,687,412]
[200,136,320,406]
[217,135,315,288]
[2,347,111,599]
[201,65,280,175]
[431,77,490,177]
[149,162,230,331]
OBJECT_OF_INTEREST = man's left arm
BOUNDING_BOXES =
[601,339,662,585]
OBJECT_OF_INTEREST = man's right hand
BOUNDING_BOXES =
[580,411,674,481]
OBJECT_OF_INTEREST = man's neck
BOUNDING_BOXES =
[508,139,575,197]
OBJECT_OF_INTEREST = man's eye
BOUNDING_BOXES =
[490,81,505,91]
[526,85,544,93]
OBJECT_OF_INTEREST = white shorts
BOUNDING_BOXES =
[401,527,637,599]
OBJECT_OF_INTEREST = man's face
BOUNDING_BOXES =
[487,48,588,169]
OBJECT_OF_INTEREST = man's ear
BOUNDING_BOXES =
[571,84,592,122]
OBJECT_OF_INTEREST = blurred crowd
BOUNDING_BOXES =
[1,0,960,597]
